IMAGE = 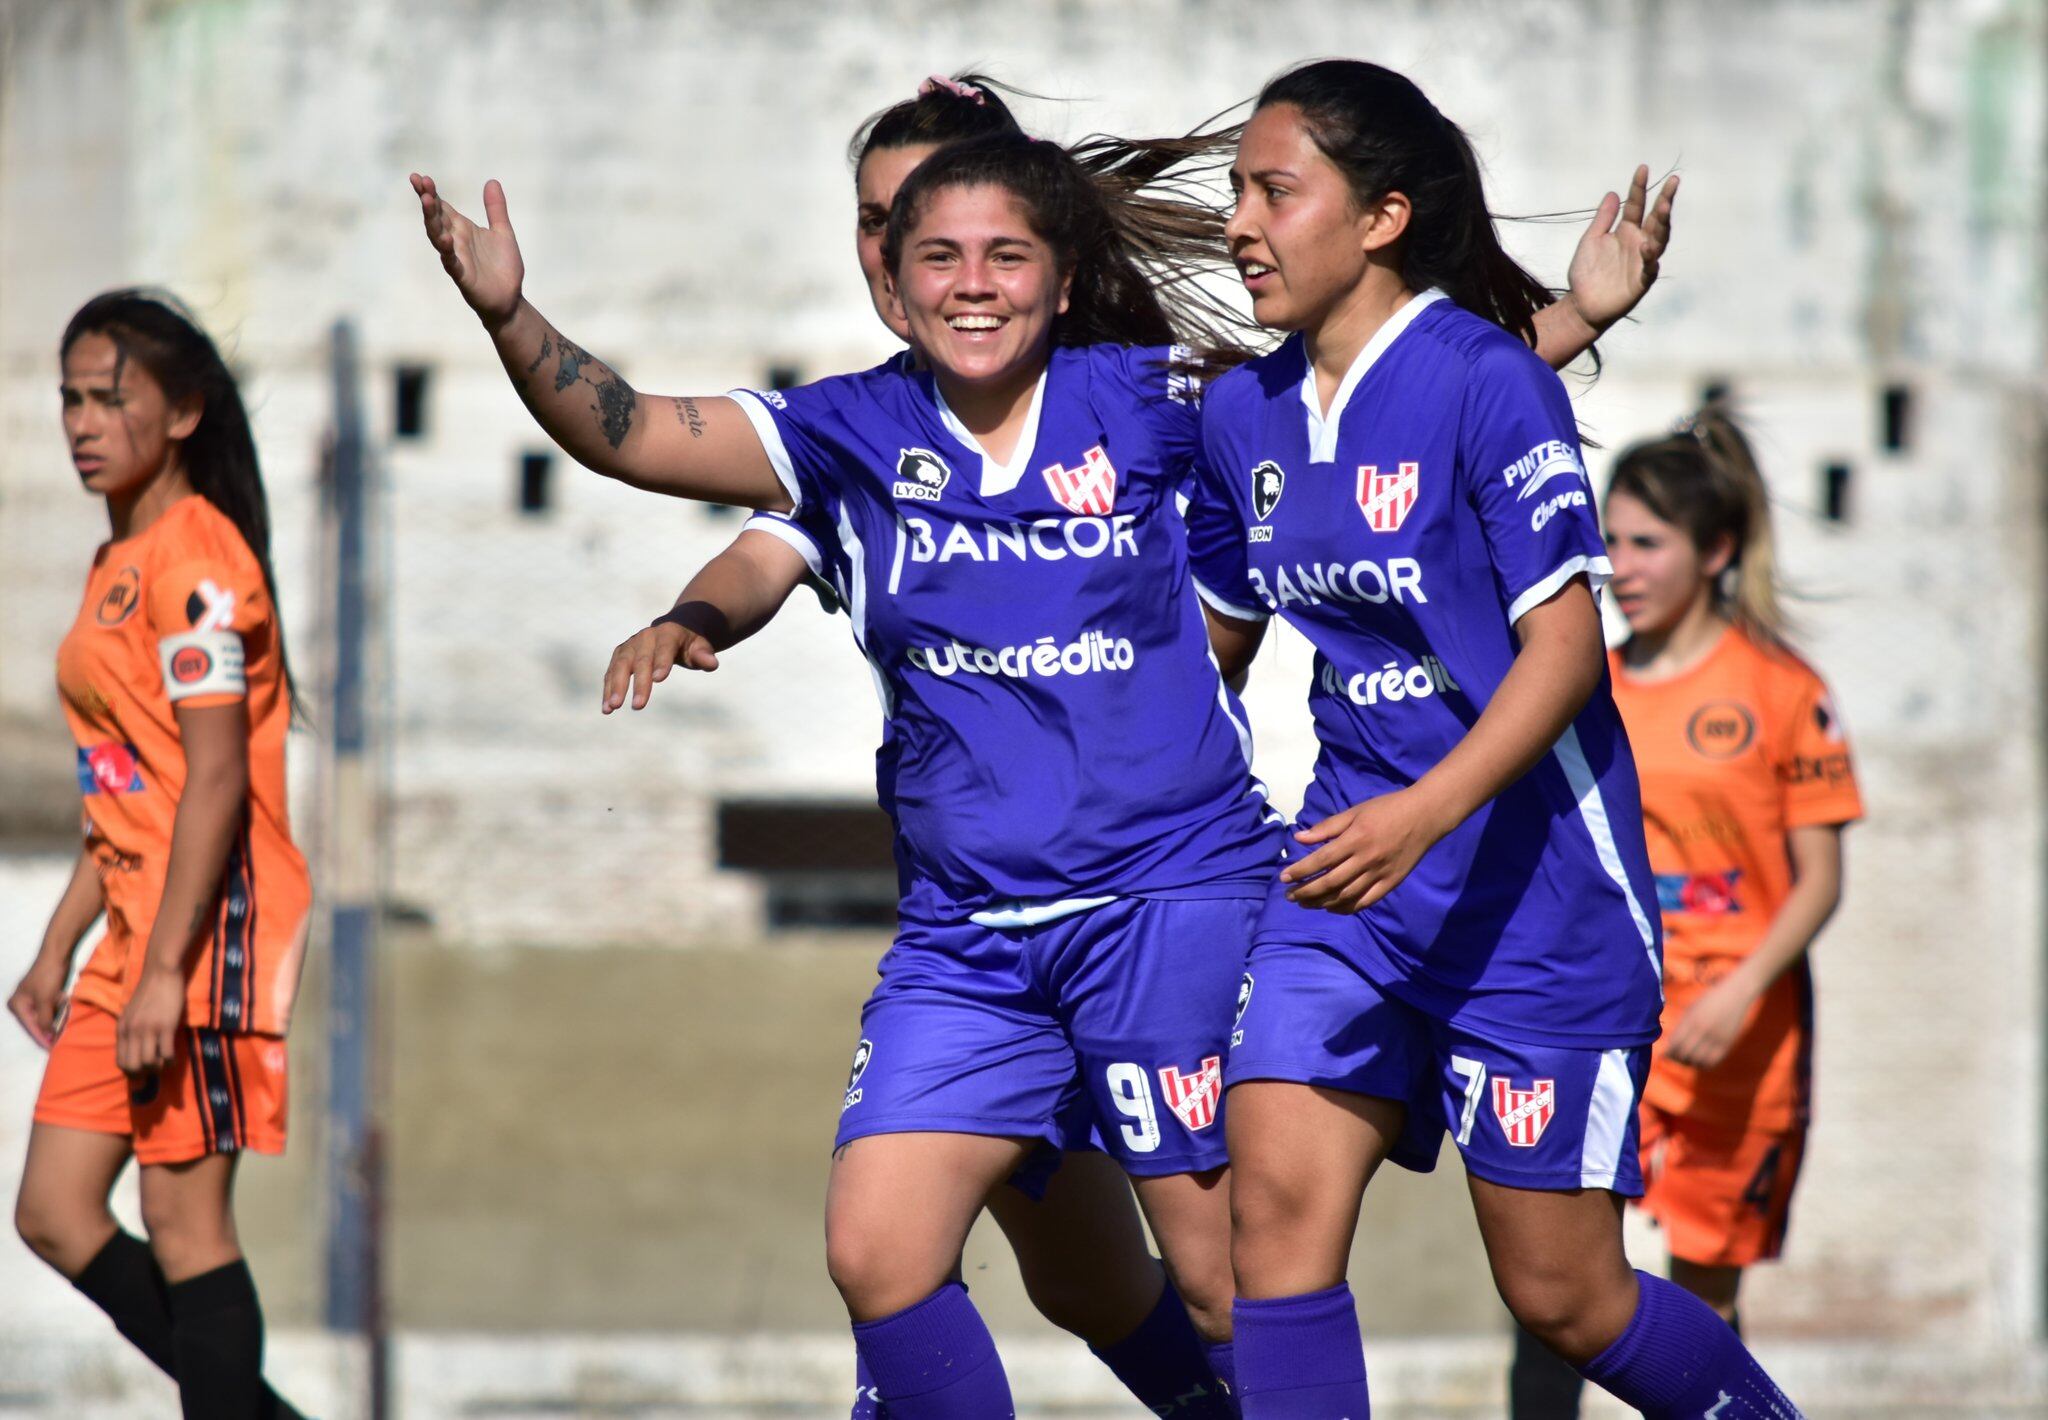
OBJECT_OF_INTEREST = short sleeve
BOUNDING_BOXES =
[1458,343,1611,625]
[742,510,826,580]
[1184,399,1267,623]
[1774,668,1864,829]
[1097,344,1202,477]
[726,382,844,517]
[146,552,268,705]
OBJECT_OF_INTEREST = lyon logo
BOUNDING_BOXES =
[1251,460,1285,521]
[1492,1076,1556,1148]
[1357,462,1420,533]
[1158,1055,1223,1132]
[893,448,951,503]
[1042,445,1118,516]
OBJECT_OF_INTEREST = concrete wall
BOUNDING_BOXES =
[0,0,2041,1363]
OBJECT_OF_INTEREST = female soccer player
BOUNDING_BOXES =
[416,95,1665,1418]
[1509,410,1858,1417]
[9,290,311,1420]
[1183,61,1799,1416]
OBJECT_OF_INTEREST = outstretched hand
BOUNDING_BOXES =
[1564,165,1678,336]
[410,173,525,330]
[601,615,722,714]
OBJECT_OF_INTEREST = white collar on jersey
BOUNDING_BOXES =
[1298,287,1447,465]
[932,366,1050,497]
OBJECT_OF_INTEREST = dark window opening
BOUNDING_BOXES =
[1821,461,1852,523]
[719,799,897,929]
[1881,384,1911,453]
[767,363,803,391]
[518,452,553,515]
[394,365,431,439]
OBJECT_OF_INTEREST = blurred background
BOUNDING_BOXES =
[0,0,2042,1414]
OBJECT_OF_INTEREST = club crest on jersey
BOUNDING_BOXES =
[1492,1076,1556,1148]
[842,1038,874,1112]
[76,743,144,796]
[1042,445,1118,517]
[1357,462,1420,533]
[1158,1056,1223,1132]
[96,566,142,627]
[892,448,952,503]
[1251,461,1286,521]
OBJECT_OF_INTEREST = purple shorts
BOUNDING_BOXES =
[834,895,1257,1178]
[1227,937,1649,1195]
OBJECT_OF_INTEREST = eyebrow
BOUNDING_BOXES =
[1242,167,1299,183]
[912,234,1036,251]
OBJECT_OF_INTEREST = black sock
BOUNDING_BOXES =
[72,1233,303,1419]
[168,1259,268,1420]
[72,1230,179,1372]
[1508,1321,1586,1419]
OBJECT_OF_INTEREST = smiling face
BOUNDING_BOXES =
[889,181,1069,393]
[855,141,940,341]
[60,331,198,501]
[1227,103,1391,334]
[1604,488,1731,636]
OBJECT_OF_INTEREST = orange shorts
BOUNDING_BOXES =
[32,1002,287,1166]
[1638,1102,1804,1268]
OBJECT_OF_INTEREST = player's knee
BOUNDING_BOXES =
[138,1182,232,1259]
[825,1219,938,1320]
[13,1187,100,1272]
[1228,1160,1321,1247]
[1497,1262,1630,1364]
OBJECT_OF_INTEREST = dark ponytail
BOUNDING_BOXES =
[848,72,1028,171]
[1256,59,1553,348]
[882,132,1258,365]
[62,289,300,715]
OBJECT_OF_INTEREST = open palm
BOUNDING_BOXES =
[1566,165,1679,333]
[410,173,525,329]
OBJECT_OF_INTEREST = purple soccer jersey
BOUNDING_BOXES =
[731,343,1280,923]
[1187,291,1663,1049]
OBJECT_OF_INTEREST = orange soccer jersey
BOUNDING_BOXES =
[1609,627,1862,1133]
[54,494,310,1037]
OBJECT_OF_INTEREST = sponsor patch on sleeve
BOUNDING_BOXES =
[158,629,247,701]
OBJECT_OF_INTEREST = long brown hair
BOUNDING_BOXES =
[1609,406,1790,646]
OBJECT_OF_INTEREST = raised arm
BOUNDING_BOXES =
[1531,165,1679,371]
[412,174,791,510]
[601,526,815,713]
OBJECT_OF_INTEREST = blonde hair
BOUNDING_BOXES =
[1608,406,1791,646]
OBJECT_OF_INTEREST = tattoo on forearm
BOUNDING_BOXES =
[553,336,594,393]
[524,333,553,376]
[595,371,636,450]
[674,398,706,438]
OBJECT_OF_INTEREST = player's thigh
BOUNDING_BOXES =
[16,1123,133,1274]
[984,1148,1162,1342]
[825,1129,1035,1320]
[1128,1164,1233,1339]
[1225,1081,1403,1298]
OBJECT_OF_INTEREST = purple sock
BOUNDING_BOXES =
[851,1348,887,1419]
[1578,1272,1800,1418]
[851,1283,1013,1419]
[1088,1279,1236,1417]
[1205,1340,1240,1416]
[1233,1284,1370,1418]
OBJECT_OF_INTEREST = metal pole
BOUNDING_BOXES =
[321,319,386,1417]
